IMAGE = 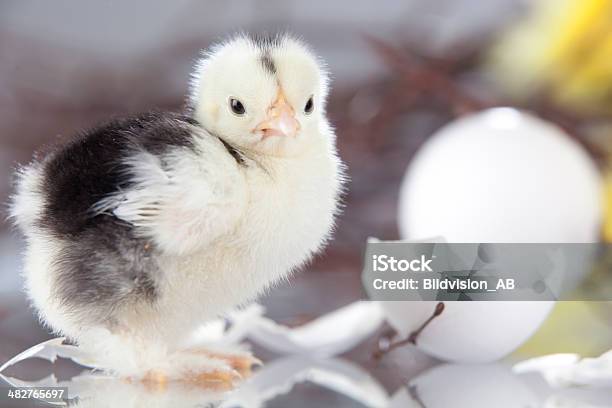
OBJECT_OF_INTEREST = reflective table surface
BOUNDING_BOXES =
[2,268,611,408]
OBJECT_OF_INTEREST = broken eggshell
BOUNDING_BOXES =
[390,108,601,363]
[381,301,553,363]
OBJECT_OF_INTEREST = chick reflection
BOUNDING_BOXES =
[6,358,610,407]
[45,355,387,408]
[66,377,226,408]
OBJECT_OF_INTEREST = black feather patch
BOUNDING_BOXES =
[260,52,276,75]
[219,138,246,166]
[249,33,284,50]
[36,111,202,316]
[52,221,159,323]
[249,33,286,76]
[39,111,197,238]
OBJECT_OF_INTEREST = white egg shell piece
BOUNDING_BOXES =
[382,301,553,363]
[388,108,602,363]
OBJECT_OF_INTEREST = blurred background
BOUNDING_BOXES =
[1,0,612,404]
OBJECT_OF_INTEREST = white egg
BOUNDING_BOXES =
[398,107,601,243]
[385,108,602,363]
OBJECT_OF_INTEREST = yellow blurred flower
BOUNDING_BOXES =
[605,170,612,242]
[489,0,612,115]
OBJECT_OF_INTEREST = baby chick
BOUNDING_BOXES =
[10,33,344,385]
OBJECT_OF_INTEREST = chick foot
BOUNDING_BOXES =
[186,348,262,378]
[133,349,250,391]
[140,366,241,392]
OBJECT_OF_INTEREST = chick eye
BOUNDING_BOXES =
[304,95,314,114]
[229,98,246,116]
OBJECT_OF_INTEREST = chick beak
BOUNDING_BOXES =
[254,92,300,138]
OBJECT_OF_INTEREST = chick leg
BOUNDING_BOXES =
[129,350,244,392]
[138,348,260,391]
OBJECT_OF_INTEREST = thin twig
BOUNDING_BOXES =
[373,302,445,359]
